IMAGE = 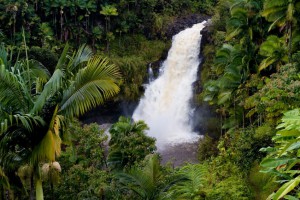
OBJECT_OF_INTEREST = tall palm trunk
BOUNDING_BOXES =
[288,23,292,63]
[60,8,63,41]
[30,174,34,200]
[35,179,44,200]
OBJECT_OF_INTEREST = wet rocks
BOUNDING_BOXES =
[200,19,213,53]
[165,14,210,39]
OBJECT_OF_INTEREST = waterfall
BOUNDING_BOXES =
[133,21,206,149]
[148,63,154,83]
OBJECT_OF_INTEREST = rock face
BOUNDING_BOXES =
[165,14,210,39]
[200,19,213,53]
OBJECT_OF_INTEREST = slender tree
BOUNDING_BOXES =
[0,44,121,200]
[262,0,300,62]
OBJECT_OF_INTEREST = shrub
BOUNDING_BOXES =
[206,176,253,200]
[198,135,218,161]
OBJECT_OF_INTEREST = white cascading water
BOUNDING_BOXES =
[133,21,206,150]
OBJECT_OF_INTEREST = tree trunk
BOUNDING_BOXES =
[0,186,3,200]
[35,179,44,200]
[288,23,292,63]
[30,174,34,200]
[51,183,54,200]
[60,9,63,41]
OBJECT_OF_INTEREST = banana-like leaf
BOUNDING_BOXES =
[273,176,300,200]
[217,91,232,105]
[260,157,294,168]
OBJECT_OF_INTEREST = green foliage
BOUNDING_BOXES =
[248,163,278,200]
[0,43,120,199]
[111,56,147,100]
[109,35,168,100]
[0,0,217,47]
[198,135,219,161]
[116,154,165,200]
[261,109,300,199]
[27,46,58,73]
[60,120,108,168]
[52,164,110,200]
[165,164,207,200]
[206,176,253,200]
[215,128,273,172]
[199,153,254,199]
[245,64,300,123]
[48,121,110,200]
[108,116,156,170]
[258,35,288,71]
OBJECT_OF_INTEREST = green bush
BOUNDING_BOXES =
[198,134,218,161]
[206,176,253,200]
[248,163,278,200]
[28,46,59,73]
[108,116,156,170]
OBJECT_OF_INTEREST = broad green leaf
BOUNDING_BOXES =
[261,158,293,168]
[273,176,300,200]
[284,195,298,200]
[217,91,232,105]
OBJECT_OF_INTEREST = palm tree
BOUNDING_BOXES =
[262,0,300,61]
[226,0,263,43]
[42,162,61,200]
[211,44,245,105]
[100,5,118,33]
[100,4,118,53]
[0,44,121,200]
[258,35,288,72]
[203,44,249,130]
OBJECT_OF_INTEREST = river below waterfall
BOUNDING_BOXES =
[133,21,206,151]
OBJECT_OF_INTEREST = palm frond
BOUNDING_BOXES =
[0,64,28,112]
[30,68,65,114]
[60,56,121,117]
[0,113,44,135]
[31,106,62,165]
[55,43,70,70]
[116,154,162,199]
[162,164,207,199]
[26,60,50,82]
[0,45,8,67]
[69,44,93,72]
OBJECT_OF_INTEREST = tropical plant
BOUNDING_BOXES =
[245,64,300,123]
[262,0,300,61]
[41,161,61,200]
[258,35,288,72]
[108,116,156,170]
[261,108,300,199]
[0,43,121,200]
[163,164,207,200]
[116,154,186,200]
[45,121,113,200]
[100,4,118,52]
[226,0,263,44]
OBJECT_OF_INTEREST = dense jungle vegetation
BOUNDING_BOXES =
[1,0,300,199]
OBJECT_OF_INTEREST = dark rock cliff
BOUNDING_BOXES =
[165,14,210,39]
